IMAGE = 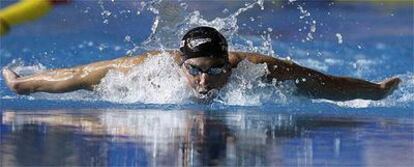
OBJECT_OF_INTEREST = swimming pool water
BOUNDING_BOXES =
[1,1,413,166]
[1,109,413,166]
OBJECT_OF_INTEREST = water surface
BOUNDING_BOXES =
[1,108,413,166]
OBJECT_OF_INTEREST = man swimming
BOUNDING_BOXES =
[2,26,401,101]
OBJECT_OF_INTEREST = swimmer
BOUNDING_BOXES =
[2,26,401,101]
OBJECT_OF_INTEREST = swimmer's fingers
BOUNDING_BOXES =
[2,68,21,93]
[2,68,19,81]
[379,77,401,98]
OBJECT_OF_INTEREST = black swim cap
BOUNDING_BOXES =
[179,26,228,61]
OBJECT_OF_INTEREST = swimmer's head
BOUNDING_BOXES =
[179,27,231,99]
[179,26,228,63]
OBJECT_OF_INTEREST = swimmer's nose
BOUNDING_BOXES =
[198,74,212,94]
[199,73,210,87]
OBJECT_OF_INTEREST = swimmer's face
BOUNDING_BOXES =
[181,57,231,98]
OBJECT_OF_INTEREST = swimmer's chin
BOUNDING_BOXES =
[191,89,219,103]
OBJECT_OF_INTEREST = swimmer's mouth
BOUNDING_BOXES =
[195,89,218,99]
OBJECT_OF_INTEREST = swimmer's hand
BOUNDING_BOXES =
[2,68,22,94]
[378,77,401,99]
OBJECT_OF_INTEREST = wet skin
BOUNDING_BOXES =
[2,50,401,101]
[181,57,231,98]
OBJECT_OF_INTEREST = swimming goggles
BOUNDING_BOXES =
[184,64,228,76]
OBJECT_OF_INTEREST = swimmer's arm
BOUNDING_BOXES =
[232,52,401,101]
[2,51,166,94]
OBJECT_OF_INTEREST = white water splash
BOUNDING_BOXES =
[3,55,412,108]
[139,0,267,51]
[96,53,192,104]
[96,54,294,105]
[289,1,318,43]
[6,59,47,76]
[215,60,293,106]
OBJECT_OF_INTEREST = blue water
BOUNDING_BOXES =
[1,1,413,166]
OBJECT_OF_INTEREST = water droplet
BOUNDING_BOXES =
[124,35,131,42]
[335,33,343,44]
[222,8,229,13]
[101,10,112,17]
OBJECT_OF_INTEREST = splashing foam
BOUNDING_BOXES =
[138,0,266,52]
[215,60,293,106]
[4,56,412,108]
[94,53,293,106]
[96,53,192,104]
[6,59,47,76]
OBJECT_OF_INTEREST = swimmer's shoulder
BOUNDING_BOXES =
[121,50,182,65]
[228,51,255,67]
[229,51,290,67]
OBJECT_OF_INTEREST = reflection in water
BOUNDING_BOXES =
[1,109,413,166]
